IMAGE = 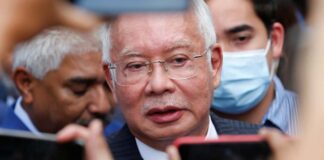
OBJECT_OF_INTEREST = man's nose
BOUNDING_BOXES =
[144,63,176,95]
[88,85,112,114]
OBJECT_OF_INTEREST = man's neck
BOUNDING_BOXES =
[215,82,275,124]
[133,116,211,151]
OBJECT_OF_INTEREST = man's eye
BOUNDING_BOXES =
[169,56,189,67]
[69,84,89,96]
[71,88,88,96]
[233,35,251,45]
[237,36,247,41]
[125,62,147,71]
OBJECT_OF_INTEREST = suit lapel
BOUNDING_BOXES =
[108,125,143,160]
[107,111,260,160]
[210,111,261,135]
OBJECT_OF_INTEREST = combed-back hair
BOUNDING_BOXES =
[252,0,277,34]
[13,27,101,79]
[101,0,216,65]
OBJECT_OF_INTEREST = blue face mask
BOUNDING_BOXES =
[212,40,279,114]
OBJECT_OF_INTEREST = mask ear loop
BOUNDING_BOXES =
[270,59,279,79]
[265,38,279,79]
[263,38,278,79]
[264,39,272,56]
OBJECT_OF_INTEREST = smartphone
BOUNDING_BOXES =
[69,0,191,15]
[0,128,84,160]
[173,135,272,160]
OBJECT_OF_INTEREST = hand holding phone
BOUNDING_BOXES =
[173,135,272,160]
[0,129,84,160]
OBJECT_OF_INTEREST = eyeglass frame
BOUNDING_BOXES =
[107,47,212,86]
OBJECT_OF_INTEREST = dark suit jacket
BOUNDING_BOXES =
[107,111,260,160]
[0,101,30,131]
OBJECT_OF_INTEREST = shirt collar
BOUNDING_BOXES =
[262,76,298,135]
[14,97,41,135]
[136,116,218,160]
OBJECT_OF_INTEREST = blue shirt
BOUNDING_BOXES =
[0,101,8,124]
[104,106,125,137]
[262,76,299,135]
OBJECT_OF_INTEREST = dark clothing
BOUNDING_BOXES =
[107,111,260,160]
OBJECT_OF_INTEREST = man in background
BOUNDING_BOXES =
[0,27,114,134]
[207,0,298,135]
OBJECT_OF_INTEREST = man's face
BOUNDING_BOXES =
[208,0,269,52]
[26,53,113,133]
[105,13,221,147]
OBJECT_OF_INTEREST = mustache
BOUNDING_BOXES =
[142,94,190,113]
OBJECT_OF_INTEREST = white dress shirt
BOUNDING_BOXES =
[14,97,41,135]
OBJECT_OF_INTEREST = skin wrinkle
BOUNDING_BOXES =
[117,41,195,62]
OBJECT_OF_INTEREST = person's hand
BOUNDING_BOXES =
[166,145,181,160]
[259,128,299,160]
[0,0,102,63]
[57,120,114,160]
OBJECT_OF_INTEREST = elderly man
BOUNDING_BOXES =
[90,1,261,159]
[206,0,298,135]
[58,1,261,160]
[0,27,114,134]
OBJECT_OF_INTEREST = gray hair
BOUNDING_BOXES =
[101,0,216,65]
[13,27,102,79]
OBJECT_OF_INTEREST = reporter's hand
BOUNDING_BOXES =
[166,145,181,160]
[259,128,299,160]
[57,120,114,160]
[0,0,101,63]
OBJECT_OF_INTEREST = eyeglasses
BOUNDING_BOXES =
[108,48,210,86]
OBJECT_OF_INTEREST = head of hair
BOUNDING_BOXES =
[12,27,101,79]
[252,0,278,35]
[101,0,216,65]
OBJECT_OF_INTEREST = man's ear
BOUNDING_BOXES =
[103,64,117,100]
[210,43,223,88]
[13,67,35,106]
[271,22,285,59]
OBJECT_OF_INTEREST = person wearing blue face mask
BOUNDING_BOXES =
[206,0,299,135]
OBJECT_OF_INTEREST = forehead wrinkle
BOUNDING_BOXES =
[163,40,194,53]
[120,48,142,56]
[118,39,195,60]
[110,11,203,60]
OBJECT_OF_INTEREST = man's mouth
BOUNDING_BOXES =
[146,106,184,124]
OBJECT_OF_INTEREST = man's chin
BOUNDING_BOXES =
[147,127,189,141]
